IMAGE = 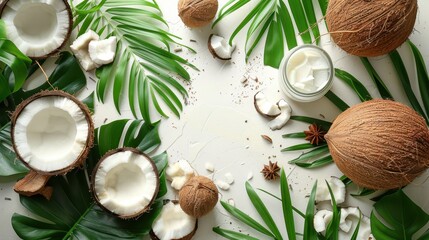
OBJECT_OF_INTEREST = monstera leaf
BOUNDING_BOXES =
[12,119,168,239]
[0,52,88,177]
[371,190,429,240]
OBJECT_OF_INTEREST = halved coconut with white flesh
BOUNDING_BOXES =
[11,90,94,175]
[0,0,72,59]
[92,148,160,219]
[150,200,198,240]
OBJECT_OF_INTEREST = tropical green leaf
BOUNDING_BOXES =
[257,188,305,218]
[76,0,196,122]
[220,201,275,238]
[280,169,296,240]
[360,57,393,99]
[295,155,333,169]
[324,181,340,240]
[289,145,330,164]
[389,50,427,122]
[301,0,320,44]
[290,116,332,129]
[246,181,283,240]
[335,68,372,102]
[371,190,429,240]
[0,52,87,177]
[82,92,95,113]
[303,181,318,240]
[350,211,362,240]
[282,143,325,152]
[213,227,259,240]
[213,0,318,68]
[12,119,168,239]
[350,188,375,197]
[283,132,307,138]
[408,40,429,119]
[325,90,350,112]
[318,0,328,16]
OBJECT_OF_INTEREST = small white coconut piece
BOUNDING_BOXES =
[339,207,361,233]
[314,209,333,233]
[316,177,346,204]
[205,162,215,172]
[150,201,197,240]
[224,172,234,184]
[70,30,100,71]
[11,91,94,175]
[254,91,281,118]
[166,160,195,191]
[92,148,159,219]
[88,36,117,65]
[268,99,292,130]
[208,34,236,60]
[1,0,72,59]
[215,180,230,190]
[247,172,254,181]
[358,216,374,240]
[227,198,235,207]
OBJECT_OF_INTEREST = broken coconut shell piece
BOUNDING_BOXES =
[14,170,53,200]
[208,34,236,60]
[1,0,73,59]
[11,90,94,175]
[254,91,281,118]
[150,200,198,240]
[92,148,159,219]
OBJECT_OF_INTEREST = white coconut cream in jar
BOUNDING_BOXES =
[279,45,333,102]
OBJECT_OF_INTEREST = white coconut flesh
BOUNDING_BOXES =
[1,0,70,58]
[13,96,89,172]
[94,150,159,217]
[152,201,197,240]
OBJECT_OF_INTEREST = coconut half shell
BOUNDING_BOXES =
[0,0,73,59]
[11,90,94,176]
[325,99,429,190]
[326,0,417,57]
[91,148,160,219]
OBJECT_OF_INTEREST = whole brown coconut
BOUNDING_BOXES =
[178,0,218,28]
[325,99,429,190]
[326,0,417,57]
[179,176,218,218]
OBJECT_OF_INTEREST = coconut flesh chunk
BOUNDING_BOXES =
[151,201,197,240]
[92,148,159,218]
[12,92,92,174]
[1,0,71,58]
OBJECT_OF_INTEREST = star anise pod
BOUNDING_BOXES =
[261,161,280,180]
[304,123,326,145]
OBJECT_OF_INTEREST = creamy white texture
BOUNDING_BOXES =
[286,48,330,93]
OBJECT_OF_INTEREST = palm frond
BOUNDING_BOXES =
[213,0,323,68]
[74,0,196,122]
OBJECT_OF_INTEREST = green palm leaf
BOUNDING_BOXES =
[213,0,323,68]
[0,52,87,177]
[74,0,196,122]
[12,119,168,239]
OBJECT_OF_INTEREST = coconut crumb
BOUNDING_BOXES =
[224,172,234,184]
[205,162,215,172]
[247,172,253,181]
[215,180,230,190]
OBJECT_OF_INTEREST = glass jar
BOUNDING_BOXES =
[278,45,334,102]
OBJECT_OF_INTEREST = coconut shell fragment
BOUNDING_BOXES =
[325,99,429,190]
[14,170,52,200]
[326,0,417,57]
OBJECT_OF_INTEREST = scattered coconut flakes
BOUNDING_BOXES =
[224,172,234,184]
[174,47,183,52]
[240,76,248,84]
[215,180,230,190]
[205,162,214,172]
[227,198,235,207]
[247,172,253,181]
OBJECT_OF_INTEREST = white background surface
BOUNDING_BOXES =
[1,0,429,239]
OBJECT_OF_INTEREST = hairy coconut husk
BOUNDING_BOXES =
[326,0,417,57]
[10,90,94,176]
[178,0,218,28]
[325,99,429,190]
[179,176,218,218]
[0,0,73,59]
[14,170,53,200]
